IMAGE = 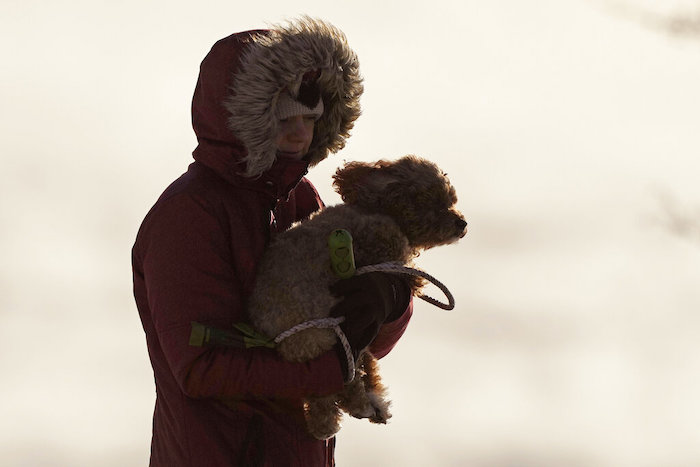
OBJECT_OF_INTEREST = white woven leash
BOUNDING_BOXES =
[273,262,455,383]
[356,262,456,310]
[273,317,356,383]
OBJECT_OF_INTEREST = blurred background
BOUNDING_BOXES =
[2,0,699,465]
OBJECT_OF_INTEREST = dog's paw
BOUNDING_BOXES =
[307,417,342,440]
[305,395,343,440]
[348,403,378,420]
[367,392,392,424]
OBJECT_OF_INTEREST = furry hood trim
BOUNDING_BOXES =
[223,17,363,178]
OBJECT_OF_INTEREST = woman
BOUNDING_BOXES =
[132,17,413,466]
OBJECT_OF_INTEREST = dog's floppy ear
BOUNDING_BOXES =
[332,160,398,204]
[332,161,370,203]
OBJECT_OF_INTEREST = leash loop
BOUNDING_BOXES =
[356,262,455,310]
[272,262,455,382]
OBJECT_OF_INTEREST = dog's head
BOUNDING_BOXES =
[332,155,467,250]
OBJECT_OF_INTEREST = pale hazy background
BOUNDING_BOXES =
[2,0,700,465]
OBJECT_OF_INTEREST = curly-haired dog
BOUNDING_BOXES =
[246,155,467,439]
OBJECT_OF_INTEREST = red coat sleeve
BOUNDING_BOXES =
[369,298,413,359]
[135,193,345,400]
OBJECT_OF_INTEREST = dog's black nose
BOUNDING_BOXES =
[456,218,467,235]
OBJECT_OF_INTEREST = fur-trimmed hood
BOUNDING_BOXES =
[191,17,363,182]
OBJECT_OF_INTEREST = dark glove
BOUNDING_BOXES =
[330,271,411,324]
[329,272,411,380]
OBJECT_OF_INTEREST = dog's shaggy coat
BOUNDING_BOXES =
[247,155,467,439]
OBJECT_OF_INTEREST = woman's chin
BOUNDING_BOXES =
[276,151,304,160]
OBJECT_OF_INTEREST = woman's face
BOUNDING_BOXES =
[275,115,315,160]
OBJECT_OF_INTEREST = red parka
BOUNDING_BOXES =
[132,18,413,466]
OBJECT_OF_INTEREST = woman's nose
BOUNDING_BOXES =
[286,116,307,138]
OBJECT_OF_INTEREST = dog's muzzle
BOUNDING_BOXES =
[456,218,468,237]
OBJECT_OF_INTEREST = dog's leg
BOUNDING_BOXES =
[337,370,375,419]
[359,352,392,424]
[338,352,392,423]
[304,394,343,440]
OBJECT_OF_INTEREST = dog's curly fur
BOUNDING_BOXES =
[246,155,467,439]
